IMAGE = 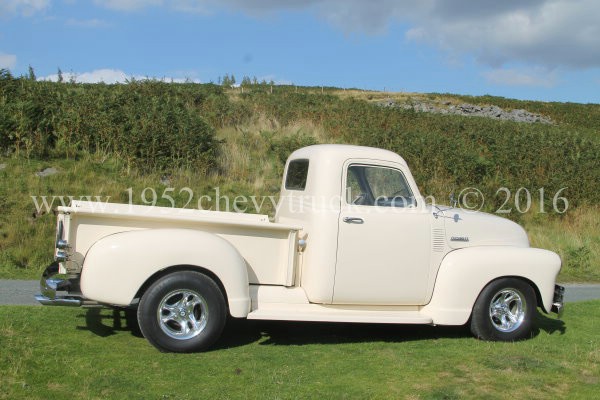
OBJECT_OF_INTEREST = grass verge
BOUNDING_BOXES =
[0,301,598,399]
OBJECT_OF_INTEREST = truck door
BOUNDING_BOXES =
[333,161,431,305]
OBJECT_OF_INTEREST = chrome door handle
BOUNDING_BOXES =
[343,217,364,224]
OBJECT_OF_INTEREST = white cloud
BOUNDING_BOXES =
[41,68,201,83]
[42,68,128,83]
[257,74,292,85]
[313,0,600,69]
[483,68,558,87]
[0,53,17,69]
[0,0,49,16]
[401,0,600,69]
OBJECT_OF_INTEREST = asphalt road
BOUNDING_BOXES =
[0,280,598,306]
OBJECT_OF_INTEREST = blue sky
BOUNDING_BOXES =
[1,0,599,103]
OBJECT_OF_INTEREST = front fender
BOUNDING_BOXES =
[421,246,561,325]
[80,229,250,317]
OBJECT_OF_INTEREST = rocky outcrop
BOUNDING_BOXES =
[380,99,553,124]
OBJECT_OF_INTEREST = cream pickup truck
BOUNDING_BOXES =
[36,144,564,352]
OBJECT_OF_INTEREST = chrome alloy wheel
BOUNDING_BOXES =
[488,288,526,333]
[157,289,209,340]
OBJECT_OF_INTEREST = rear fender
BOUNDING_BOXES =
[80,229,251,317]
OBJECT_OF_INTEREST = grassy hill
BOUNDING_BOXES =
[0,70,598,281]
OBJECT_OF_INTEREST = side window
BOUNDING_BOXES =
[346,167,362,204]
[285,159,309,191]
[346,164,415,207]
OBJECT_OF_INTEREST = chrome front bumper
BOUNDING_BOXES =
[35,262,84,307]
[551,284,565,318]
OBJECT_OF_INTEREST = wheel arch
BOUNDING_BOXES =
[474,274,543,303]
[468,275,543,319]
[134,264,231,314]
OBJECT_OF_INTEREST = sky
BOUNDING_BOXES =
[1,0,599,103]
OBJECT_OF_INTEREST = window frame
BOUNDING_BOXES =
[343,162,416,208]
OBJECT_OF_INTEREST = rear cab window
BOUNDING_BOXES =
[285,159,309,191]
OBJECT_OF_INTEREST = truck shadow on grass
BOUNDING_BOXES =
[77,308,143,338]
[218,319,471,348]
[77,307,565,349]
[217,311,565,349]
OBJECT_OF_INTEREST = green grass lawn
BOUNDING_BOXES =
[1,302,598,399]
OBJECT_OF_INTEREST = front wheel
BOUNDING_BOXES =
[470,278,536,341]
[138,271,227,352]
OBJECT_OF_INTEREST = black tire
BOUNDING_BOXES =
[470,278,536,341]
[137,271,227,353]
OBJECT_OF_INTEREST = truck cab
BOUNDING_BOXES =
[276,145,434,305]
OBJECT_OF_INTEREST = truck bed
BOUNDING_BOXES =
[60,201,301,286]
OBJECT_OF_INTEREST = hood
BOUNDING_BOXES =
[436,207,529,249]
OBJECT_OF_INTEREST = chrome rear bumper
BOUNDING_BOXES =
[35,262,84,307]
[35,294,82,306]
[551,284,565,318]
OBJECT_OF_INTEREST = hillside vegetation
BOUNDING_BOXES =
[0,69,598,281]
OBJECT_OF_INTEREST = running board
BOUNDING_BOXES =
[247,303,433,324]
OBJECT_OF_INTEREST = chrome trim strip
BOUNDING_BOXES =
[35,294,82,307]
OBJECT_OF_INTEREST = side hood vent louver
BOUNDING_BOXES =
[432,228,445,252]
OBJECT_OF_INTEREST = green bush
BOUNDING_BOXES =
[0,73,224,172]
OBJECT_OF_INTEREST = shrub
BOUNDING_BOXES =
[0,76,223,172]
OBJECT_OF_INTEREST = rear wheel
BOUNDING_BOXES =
[470,278,536,341]
[138,271,226,352]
